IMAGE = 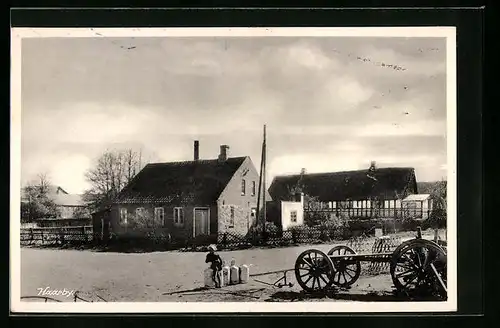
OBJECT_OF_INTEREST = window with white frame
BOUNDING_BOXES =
[174,207,184,226]
[241,179,246,196]
[154,207,165,226]
[229,206,235,228]
[290,210,298,223]
[120,208,128,225]
[251,181,256,196]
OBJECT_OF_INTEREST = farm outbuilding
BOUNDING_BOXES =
[401,194,433,220]
[268,162,422,220]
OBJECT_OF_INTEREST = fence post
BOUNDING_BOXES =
[433,228,439,242]
[59,230,65,245]
[41,230,44,245]
[81,226,86,243]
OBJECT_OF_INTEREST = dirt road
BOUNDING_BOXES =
[20,244,402,302]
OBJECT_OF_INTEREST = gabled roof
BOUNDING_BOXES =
[269,167,417,202]
[114,157,248,205]
[47,186,68,195]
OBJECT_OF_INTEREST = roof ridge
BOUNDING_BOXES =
[273,167,415,179]
[146,156,247,166]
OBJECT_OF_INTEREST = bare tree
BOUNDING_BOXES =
[36,173,51,195]
[21,173,58,222]
[428,179,447,229]
[83,148,146,211]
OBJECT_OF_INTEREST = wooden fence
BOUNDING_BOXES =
[20,217,429,252]
[21,226,94,246]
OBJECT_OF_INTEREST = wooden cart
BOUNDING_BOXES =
[294,228,447,300]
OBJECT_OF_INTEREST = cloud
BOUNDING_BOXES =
[20,36,449,192]
[22,102,162,145]
[285,41,334,70]
[266,119,445,138]
[355,120,446,137]
[51,154,92,193]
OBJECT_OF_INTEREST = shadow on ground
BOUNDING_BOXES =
[22,244,185,253]
[265,289,445,302]
[22,240,337,254]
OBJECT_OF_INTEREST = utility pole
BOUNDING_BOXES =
[255,124,267,240]
[256,144,263,231]
[262,125,267,239]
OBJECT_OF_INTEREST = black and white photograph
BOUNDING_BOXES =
[10,27,457,312]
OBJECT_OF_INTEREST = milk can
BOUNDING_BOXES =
[230,259,240,285]
[221,263,230,287]
[240,264,250,284]
[216,269,224,287]
[204,268,215,288]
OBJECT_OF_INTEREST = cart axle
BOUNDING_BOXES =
[250,269,294,288]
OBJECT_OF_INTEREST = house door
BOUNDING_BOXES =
[102,217,110,241]
[194,208,210,236]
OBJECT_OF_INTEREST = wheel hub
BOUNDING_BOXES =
[334,260,347,271]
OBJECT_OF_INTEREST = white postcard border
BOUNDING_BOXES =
[10,26,457,313]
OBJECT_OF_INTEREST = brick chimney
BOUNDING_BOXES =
[218,145,230,162]
[194,140,199,161]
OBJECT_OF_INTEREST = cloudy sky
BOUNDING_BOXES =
[21,35,447,194]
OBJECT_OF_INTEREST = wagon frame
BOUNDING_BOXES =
[293,227,447,300]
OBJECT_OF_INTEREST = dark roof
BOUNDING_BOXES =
[114,157,247,205]
[269,167,417,202]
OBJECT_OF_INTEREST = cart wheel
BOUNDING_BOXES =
[390,239,447,300]
[294,249,335,292]
[327,245,361,288]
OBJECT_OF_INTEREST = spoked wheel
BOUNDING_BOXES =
[390,239,447,300]
[294,249,335,292]
[327,245,361,287]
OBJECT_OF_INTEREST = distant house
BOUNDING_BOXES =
[21,185,90,226]
[102,141,271,241]
[52,192,88,219]
[268,162,419,219]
